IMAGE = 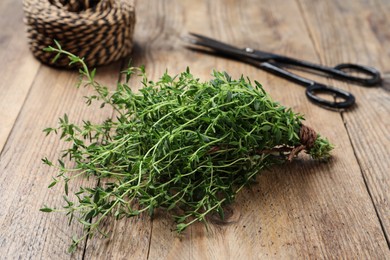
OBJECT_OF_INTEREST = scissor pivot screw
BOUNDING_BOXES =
[245,47,254,53]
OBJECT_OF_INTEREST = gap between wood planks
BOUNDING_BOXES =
[0,0,41,154]
[0,65,40,156]
[295,0,390,249]
[340,112,390,248]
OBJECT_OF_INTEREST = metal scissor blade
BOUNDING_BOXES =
[188,33,239,51]
[185,32,258,60]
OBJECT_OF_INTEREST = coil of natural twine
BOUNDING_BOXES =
[23,0,136,67]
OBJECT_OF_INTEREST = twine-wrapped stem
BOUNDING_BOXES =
[287,124,318,161]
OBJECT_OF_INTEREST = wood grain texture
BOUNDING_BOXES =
[297,0,390,245]
[0,62,121,258]
[117,0,388,259]
[0,0,40,152]
[0,0,389,259]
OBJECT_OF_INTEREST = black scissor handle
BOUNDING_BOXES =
[333,63,381,86]
[268,56,381,86]
[259,62,356,110]
[306,83,355,109]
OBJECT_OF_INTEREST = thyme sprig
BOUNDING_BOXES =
[41,44,333,253]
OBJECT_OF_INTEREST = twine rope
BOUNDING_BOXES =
[287,124,317,161]
[252,124,318,161]
[23,0,135,67]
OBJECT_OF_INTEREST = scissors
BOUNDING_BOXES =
[184,33,382,110]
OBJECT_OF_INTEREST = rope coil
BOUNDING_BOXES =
[23,0,136,67]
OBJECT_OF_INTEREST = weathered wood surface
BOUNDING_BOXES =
[0,0,389,259]
[297,0,390,245]
[0,0,40,152]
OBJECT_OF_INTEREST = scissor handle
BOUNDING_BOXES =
[260,62,356,110]
[332,63,381,86]
[272,56,382,86]
[306,83,355,109]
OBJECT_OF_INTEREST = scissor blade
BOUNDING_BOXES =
[186,32,256,60]
[185,33,277,62]
[188,33,239,51]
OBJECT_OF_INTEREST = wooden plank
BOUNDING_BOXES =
[297,0,390,245]
[140,0,389,259]
[0,0,40,152]
[81,0,179,258]
[1,0,388,259]
[0,61,123,258]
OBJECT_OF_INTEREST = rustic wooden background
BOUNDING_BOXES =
[0,0,389,259]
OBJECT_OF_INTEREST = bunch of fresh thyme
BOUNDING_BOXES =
[41,43,333,252]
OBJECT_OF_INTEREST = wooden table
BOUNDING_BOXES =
[1,0,389,259]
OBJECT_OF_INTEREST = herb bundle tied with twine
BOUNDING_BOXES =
[41,45,333,252]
